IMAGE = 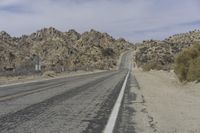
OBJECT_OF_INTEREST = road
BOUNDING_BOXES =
[0,51,133,133]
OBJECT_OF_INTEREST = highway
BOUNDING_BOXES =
[0,51,133,133]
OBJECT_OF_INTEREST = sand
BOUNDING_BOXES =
[133,68,200,133]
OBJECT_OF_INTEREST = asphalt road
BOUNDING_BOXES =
[0,51,133,133]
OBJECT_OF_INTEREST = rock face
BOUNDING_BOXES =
[136,40,174,70]
[136,30,200,71]
[0,27,132,76]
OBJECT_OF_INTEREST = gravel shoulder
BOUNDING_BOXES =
[133,68,200,133]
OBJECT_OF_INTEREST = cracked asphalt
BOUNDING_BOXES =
[0,51,133,133]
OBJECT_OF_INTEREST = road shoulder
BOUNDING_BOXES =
[116,71,155,133]
[133,68,200,133]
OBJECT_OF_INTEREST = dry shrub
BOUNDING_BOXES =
[174,42,200,82]
[42,71,56,77]
[142,61,158,71]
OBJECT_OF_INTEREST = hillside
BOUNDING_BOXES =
[135,30,200,71]
[0,27,133,76]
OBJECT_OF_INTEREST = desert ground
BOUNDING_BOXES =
[133,68,200,133]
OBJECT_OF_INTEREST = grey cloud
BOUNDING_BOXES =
[0,0,199,42]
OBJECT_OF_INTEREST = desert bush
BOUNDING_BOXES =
[187,56,200,81]
[102,48,115,57]
[42,71,56,77]
[174,42,200,82]
[142,61,158,71]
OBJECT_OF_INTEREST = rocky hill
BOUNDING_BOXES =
[0,27,133,76]
[166,30,200,45]
[135,29,200,71]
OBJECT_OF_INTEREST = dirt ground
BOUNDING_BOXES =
[133,68,200,133]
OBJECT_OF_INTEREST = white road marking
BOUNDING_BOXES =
[103,71,130,133]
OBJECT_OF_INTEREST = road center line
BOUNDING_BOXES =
[103,71,130,133]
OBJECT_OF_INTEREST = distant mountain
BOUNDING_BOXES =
[135,29,200,71]
[0,27,133,75]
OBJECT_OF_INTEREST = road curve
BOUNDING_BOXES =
[0,51,133,133]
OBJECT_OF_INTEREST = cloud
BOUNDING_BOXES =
[0,0,200,42]
[0,5,33,13]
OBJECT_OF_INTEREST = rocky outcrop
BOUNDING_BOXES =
[0,28,132,76]
[73,30,130,70]
[136,40,174,70]
[136,30,200,71]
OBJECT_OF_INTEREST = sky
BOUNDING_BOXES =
[0,0,200,42]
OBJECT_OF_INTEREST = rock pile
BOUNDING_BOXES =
[136,30,200,71]
[0,27,132,75]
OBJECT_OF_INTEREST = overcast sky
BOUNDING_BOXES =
[0,0,200,42]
